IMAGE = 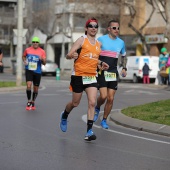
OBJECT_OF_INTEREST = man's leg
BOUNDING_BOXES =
[100,88,116,129]
[103,88,116,119]
[60,91,83,132]
[93,87,107,122]
[84,87,97,141]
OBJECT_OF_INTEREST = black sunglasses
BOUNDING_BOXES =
[110,26,119,30]
[32,41,39,43]
[87,24,98,29]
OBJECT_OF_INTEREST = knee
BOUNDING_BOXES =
[107,97,114,104]
[100,94,107,101]
[88,100,96,108]
[72,101,79,108]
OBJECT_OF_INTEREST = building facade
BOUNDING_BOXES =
[120,0,169,56]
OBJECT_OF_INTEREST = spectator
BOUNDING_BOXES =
[159,47,169,85]
[0,48,3,73]
[166,55,170,89]
[142,63,151,84]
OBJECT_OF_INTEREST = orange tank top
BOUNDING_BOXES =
[72,35,101,76]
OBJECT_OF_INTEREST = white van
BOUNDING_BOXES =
[118,56,159,83]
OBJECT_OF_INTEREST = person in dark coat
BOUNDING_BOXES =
[142,63,151,84]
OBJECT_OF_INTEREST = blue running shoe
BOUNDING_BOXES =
[101,119,109,129]
[93,107,100,122]
[84,129,97,141]
[60,111,67,132]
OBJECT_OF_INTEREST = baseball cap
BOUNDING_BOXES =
[161,47,167,53]
[32,36,40,43]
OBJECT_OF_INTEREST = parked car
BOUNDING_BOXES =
[41,60,58,76]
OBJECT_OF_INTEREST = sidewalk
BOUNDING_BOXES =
[110,110,170,137]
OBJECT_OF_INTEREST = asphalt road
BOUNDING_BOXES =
[0,75,170,170]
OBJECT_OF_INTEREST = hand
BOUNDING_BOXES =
[23,60,28,65]
[101,62,109,70]
[0,62,3,66]
[71,52,78,59]
[121,69,127,77]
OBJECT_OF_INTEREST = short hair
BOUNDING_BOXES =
[108,19,119,27]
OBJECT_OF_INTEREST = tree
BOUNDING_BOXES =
[156,0,170,39]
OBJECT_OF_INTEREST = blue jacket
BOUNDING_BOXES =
[159,53,169,69]
[142,63,150,75]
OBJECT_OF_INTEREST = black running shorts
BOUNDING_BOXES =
[70,75,98,93]
[25,69,41,86]
[97,71,118,90]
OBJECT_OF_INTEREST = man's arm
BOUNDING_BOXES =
[121,55,127,71]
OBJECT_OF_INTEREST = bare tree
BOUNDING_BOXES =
[119,0,156,55]
[156,0,170,39]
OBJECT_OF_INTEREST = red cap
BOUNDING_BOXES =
[85,19,98,27]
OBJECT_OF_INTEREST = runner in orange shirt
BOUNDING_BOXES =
[59,18,109,141]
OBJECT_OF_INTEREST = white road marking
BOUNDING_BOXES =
[82,114,170,145]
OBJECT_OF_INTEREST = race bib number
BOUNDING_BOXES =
[82,76,97,85]
[104,71,117,81]
[28,62,37,70]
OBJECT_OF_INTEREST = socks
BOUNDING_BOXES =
[26,90,31,101]
[87,120,93,132]
[32,92,38,102]
[62,109,70,119]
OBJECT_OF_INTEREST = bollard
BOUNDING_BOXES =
[56,68,60,80]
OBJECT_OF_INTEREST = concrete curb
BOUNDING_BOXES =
[0,86,26,93]
[110,109,170,137]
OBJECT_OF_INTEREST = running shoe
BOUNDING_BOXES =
[60,111,67,132]
[101,119,109,129]
[31,102,36,110]
[26,102,31,110]
[93,107,100,122]
[84,129,96,141]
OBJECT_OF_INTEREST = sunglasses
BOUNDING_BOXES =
[32,41,39,43]
[87,24,98,28]
[110,26,119,30]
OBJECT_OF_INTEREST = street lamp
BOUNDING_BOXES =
[16,0,23,86]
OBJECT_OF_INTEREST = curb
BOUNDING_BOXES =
[110,109,170,137]
[0,86,26,93]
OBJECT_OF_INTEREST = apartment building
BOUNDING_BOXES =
[0,0,17,64]
[120,0,169,56]
[47,0,120,70]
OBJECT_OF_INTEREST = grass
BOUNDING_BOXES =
[0,81,26,87]
[122,99,170,126]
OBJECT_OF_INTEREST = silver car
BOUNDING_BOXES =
[41,60,58,76]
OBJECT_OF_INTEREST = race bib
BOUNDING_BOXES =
[82,76,97,84]
[28,62,37,70]
[104,71,117,81]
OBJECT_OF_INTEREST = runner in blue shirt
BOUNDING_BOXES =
[94,19,127,129]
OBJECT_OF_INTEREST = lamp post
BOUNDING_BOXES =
[60,0,66,71]
[16,0,23,86]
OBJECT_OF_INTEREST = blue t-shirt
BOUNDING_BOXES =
[98,34,126,72]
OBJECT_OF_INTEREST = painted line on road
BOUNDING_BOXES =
[82,114,170,145]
